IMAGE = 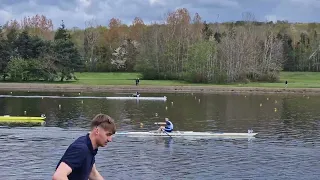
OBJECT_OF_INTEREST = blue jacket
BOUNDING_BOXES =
[165,120,173,131]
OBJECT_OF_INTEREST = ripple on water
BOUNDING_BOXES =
[0,93,320,179]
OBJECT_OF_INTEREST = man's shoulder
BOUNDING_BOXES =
[67,135,89,152]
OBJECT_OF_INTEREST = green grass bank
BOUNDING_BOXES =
[1,72,320,94]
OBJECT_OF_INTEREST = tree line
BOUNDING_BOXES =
[0,16,81,82]
[0,10,320,83]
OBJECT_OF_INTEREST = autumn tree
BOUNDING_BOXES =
[21,14,54,40]
[129,17,145,41]
[107,18,124,48]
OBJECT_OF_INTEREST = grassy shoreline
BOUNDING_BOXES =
[1,72,320,94]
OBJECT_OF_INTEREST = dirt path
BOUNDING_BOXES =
[1,82,320,94]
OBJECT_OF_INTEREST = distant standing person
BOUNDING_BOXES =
[285,80,288,88]
[135,78,140,86]
[52,114,116,180]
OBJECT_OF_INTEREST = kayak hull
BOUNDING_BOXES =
[0,116,46,125]
[116,131,258,138]
[0,95,167,101]
[0,116,46,121]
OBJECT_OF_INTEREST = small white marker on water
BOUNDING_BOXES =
[165,106,168,110]
[81,100,84,104]
[155,113,158,117]
[24,111,27,115]
[59,104,61,109]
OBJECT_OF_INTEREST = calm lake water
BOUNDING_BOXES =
[0,91,319,180]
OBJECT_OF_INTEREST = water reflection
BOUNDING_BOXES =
[0,91,320,179]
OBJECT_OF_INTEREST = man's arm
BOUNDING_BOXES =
[52,162,72,180]
[89,163,104,180]
[52,145,86,180]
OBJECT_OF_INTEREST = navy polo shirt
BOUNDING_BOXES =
[56,133,98,180]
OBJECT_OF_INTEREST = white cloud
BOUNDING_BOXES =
[149,0,164,6]
[0,9,12,25]
[0,0,319,29]
[78,0,92,8]
[265,15,277,22]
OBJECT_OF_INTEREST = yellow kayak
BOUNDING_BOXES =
[0,115,46,122]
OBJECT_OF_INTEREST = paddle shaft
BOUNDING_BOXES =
[162,129,172,138]
[154,122,166,125]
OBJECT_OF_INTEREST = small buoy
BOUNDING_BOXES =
[155,113,158,117]
[24,111,27,115]
[10,92,12,94]
[274,108,277,112]
[267,98,269,100]
[79,93,81,95]
[140,122,144,128]
[59,104,61,109]
[260,103,262,107]
[165,106,168,110]
[81,100,84,104]
[171,102,173,105]
[244,95,246,98]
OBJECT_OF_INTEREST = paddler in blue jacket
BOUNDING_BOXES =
[132,92,140,97]
[158,118,173,133]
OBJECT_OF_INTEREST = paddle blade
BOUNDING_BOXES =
[154,122,166,125]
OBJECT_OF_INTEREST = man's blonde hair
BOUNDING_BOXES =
[91,113,116,134]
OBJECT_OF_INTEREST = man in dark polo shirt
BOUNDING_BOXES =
[52,113,116,180]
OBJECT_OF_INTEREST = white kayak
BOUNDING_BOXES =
[0,95,167,101]
[105,96,167,101]
[116,131,258,138]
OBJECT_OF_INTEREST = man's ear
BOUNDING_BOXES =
[94,127,99,135]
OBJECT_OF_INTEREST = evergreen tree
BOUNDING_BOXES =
[53,20,83,81]
[0,26,11,80]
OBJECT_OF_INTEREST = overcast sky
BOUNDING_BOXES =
[0,0,319,29]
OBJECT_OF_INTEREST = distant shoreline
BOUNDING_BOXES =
[0,82,320,94]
